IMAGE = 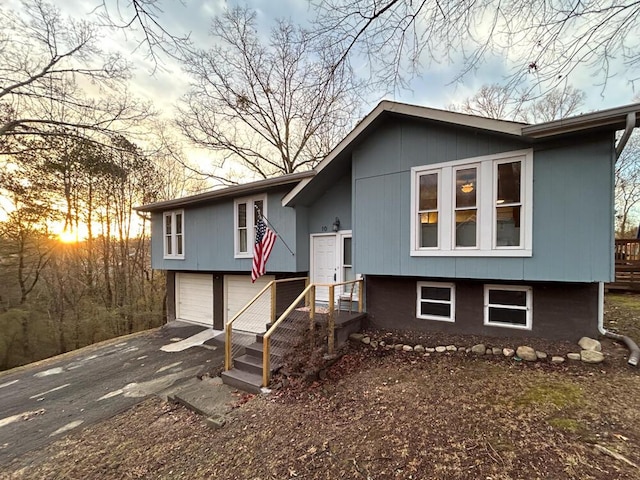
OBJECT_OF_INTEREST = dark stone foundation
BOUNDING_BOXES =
[364,275,599,341]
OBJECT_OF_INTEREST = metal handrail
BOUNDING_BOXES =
[224,277,307,371]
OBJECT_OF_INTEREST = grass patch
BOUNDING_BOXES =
[547,417,583,433]
[606,293,640,311]
[516,381,583,409]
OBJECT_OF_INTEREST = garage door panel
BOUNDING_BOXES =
[176,273,213,326]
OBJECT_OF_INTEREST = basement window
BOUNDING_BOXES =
[484,285,532,330]
[416,282,455,322]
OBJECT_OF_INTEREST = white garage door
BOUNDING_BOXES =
[176,273,213,327]
[225,275,274,333]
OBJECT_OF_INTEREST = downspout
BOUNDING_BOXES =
[604,112,640,366]
[615,112,636,159]
[599,282,640,366]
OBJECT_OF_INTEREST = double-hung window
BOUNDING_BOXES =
[163,210,184,259]
[418,172,439,248]
[234,195,266,258]
[411,149,532,257]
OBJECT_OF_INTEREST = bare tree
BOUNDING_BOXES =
[616,133,640,237]
[311,0,640,91]
[94,0,191,71]
[450,84,531,121]
[450,83,585,122]
[176,6,362,179]
[0,0,151,151]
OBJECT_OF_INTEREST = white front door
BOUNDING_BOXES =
[311,234,338,302]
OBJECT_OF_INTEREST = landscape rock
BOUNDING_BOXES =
[551,356,565,364]
[394,344,404,351]
[471,344,486,355]
[492,347,502,355]
[581,350,605,364]
[486,348,493,355]
[567,353,581,361]
[578,337,602,352]
[516,346,538,362]
[370,341,378,349]
[425,347,436,353]
[503,348,515,357]
[361,336,371,345]
[446,345,457,351]
[379,341,386,347]
[536,351,548,360]
[458,347,466,352]
[435,346,447,353]
[414,345,425,353]
[349,333,364,342]
[402,345,413,352]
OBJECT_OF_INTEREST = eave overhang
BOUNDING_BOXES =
[135,170,315,213]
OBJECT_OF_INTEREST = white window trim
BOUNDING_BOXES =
[416,281,455,322]
[234,194,267,258]
[163,210,185,260]
[483,284,533,330]
[410,149,533,257]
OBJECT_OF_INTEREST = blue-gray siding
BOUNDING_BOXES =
[307,173,352,234]
[151,188,306,272]
[353,119,615,282]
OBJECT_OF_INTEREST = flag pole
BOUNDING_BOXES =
[255,205,295,256]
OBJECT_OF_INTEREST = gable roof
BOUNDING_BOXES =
[283,100,640,207]
[136,170,315,212]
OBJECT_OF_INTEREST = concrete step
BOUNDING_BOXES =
[220,368,263,394]
[167,376,235,419]
[233,353,264,375]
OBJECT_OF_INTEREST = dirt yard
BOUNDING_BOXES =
[3,294,640,480]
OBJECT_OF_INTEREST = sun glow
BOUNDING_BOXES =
[58,229,79,244]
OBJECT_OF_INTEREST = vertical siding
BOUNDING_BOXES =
[307,173,352,233]
[523,137,615,281]
[352,117,615,282]
[151,187,302,272]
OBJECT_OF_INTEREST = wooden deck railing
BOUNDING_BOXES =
[610,239,640,291]
[615,239,640,264]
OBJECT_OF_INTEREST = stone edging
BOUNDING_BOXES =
[348,334,606,364]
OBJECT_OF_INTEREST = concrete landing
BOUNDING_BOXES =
[164,376,236,425]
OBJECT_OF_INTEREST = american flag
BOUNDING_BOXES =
[251,217,277,282]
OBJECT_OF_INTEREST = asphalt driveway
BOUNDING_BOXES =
[0,321,223,465]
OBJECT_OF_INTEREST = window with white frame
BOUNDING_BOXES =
[234,195,266,257]
[484,285,532,330]
[416,282,455,322]
[163,210,184,259]
[411,149,533,257]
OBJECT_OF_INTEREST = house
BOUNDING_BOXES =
[137,100,640,344]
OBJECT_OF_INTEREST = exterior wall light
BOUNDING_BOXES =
[332,217,341,232]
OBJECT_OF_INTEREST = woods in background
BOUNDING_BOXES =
[0,134,167,370]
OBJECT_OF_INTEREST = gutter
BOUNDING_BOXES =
[598,282,640,366]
